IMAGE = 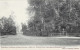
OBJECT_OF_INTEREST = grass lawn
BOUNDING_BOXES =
[0,35,80,46]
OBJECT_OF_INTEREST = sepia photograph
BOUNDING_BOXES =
[0,0,80,48]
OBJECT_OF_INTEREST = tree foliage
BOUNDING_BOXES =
[23,0,80,36]
[0,16,16,36]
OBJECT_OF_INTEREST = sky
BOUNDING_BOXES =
[0,0,35,33]
[0,0,29,24]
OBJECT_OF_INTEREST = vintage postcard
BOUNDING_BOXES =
[0,0,80,50]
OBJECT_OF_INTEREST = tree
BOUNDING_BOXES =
[0,16,16,36]
[27,0,80,36]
